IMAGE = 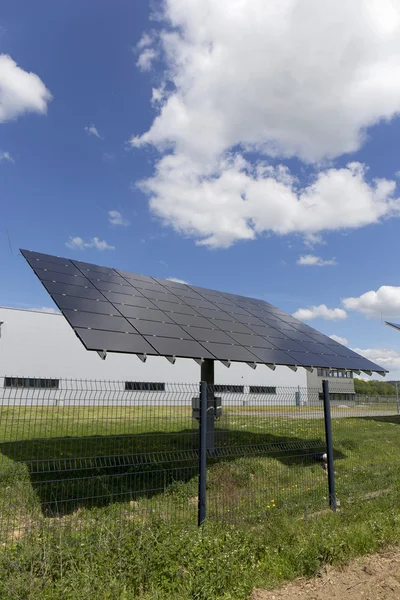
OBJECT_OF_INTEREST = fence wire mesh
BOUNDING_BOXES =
[0,379,199,545]
[0,376,399,549]
[329,379,400,509]
[206,385,328,521]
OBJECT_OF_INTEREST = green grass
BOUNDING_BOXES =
[1,406,400,598]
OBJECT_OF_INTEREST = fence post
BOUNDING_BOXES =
[396,383,399,415]
[198,380,207,526]
[322,380,337,511]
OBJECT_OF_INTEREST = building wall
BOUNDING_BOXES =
[0,307,307,405]
[306,367,355,404]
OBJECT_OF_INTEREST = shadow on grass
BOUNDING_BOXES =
[0,427,346,518]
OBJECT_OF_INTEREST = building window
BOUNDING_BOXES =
[317,369,354,379]
[213,385,244,393]
[125,382,165,392]
[4,377,59,389]
[249,386,277,394]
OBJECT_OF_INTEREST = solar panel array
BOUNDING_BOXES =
[21,249,386,373]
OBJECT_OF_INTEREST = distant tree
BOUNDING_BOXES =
[354,379,396,396]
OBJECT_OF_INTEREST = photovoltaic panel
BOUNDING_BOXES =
[91,280,136,294]
[211,320,256,334]
[52,295,122,316]
[143,336,215,359]
[100,291,151,307]
[168,313,217,329]
[247,347,298,366]
[131,320,193,339]
[199,342,260,362]
[63,310,137,334]
[72,260,116,275]
[180,326,237,344]
[20,248,387,373]
[42,281,105,301]
[26,258,82,277]
[76,328,158,355]
[34,269,95,288]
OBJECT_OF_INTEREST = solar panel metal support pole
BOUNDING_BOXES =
[201,359,215,453]
[198,380,207,526]
[322,379,337,511]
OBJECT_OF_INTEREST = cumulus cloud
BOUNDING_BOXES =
[137,159,400,248]
[137,33,153,50]
[329,334,349,345]
[343,286,400,318]
[84,124,103,139]
[129,0,400,248]
[134,0,400,161]
[0,54,52,123]
[303,233,325,248]
[166,277,188,284]
[135,32,158,71]
[136,48,158,71]
[108,210,130,226]
[293,304,348,321]
[297,254,336,266]
[65,236,115,251]
[0,151,14,163]
[353,347,400,375]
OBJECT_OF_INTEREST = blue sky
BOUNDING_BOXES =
[2,0,400,376]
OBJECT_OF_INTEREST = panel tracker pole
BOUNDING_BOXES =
[198,380,207,526]
[322,379,337,511]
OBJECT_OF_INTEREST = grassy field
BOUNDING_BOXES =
[0,405,400,599]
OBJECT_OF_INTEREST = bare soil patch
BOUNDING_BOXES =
[253,548,400,600]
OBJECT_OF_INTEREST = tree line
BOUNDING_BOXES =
[354,378,397,396]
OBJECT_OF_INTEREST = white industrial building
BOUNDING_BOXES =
[0,307,355,405]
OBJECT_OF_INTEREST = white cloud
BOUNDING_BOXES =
[343,286,400,318]
[0,54,52,123]
[134,0,400,161]
[352,347,400,376]
[0,151,14,163]
[137,33,153,50]
[297,254,336,266]
[108,210,130,226]
[303,233,325,248]
[136,48,158,71]
[27,306,60,314]
[65,236,115,251]
[293,304,348,321]
[151,86,166,105]
[84,124,103,139]
[66,237,86,250]
[136,159,400,248]
[329,334,349,345]
[129,0,400,248]
[135,32,158,71]
[166,277,188,284]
